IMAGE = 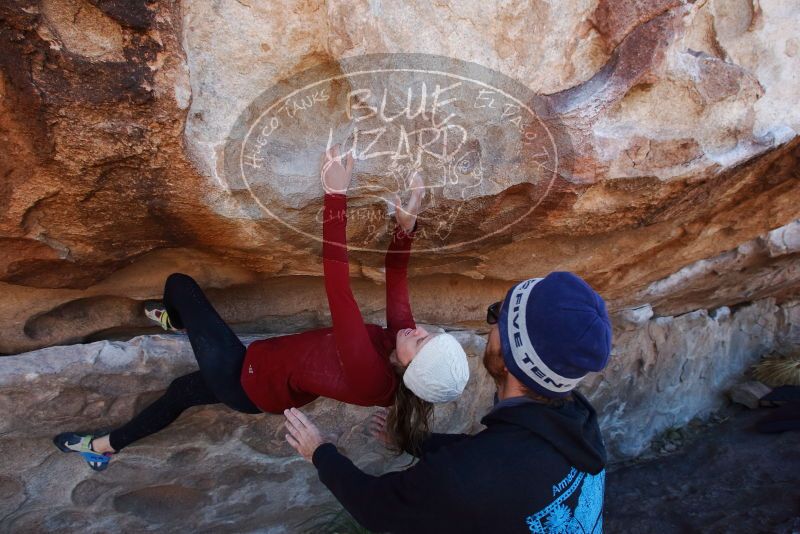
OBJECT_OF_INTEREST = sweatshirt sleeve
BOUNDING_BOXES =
[312,442,451,533]
[416,432,472,456]
[397,431,472,457]
[322,193,396,402]
[385,220,418,338]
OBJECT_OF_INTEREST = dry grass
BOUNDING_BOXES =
[753,353,800,387]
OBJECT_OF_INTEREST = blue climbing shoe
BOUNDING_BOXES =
[53,432,112,472]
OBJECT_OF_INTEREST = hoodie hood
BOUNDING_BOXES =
[480,391,606,474]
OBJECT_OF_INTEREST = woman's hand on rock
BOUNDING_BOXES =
[320,143,354,195]
[393,170,425,233]
[368,407,393,448]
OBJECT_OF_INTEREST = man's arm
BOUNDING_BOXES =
[285,407,469,532]
[415,432,471,456]
[312,442,454,533]
[323,193,396,402]
[371,408,472,457]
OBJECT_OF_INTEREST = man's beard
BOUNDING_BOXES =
[482,341,506,385]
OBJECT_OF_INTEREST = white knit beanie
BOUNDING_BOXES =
[402,333,470,403]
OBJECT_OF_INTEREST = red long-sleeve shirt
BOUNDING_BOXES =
[240,193,417,413]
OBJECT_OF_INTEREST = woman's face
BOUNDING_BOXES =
[394,326,438,367]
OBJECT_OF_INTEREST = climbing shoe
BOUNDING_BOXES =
[53,432,113,472]
[143,300,178,332]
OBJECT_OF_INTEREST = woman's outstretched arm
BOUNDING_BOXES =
[385,220,417,337]
[321,146,396,403]
[385,171,424,337]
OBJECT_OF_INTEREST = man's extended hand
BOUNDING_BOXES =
[320,143,354,194]
[284,407,326,462]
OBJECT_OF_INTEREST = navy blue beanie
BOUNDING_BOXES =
[497,272,612,398]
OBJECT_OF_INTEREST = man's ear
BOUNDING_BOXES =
[501,365,513,382]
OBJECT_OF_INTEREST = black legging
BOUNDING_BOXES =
[109,273,260,451]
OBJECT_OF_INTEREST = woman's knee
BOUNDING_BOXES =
[165,372,217,407]
[165,272,198,296]
[165,374,194,397]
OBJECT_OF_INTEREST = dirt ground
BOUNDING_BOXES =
[605,406,800,533]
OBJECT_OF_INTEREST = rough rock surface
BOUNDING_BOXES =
[581,297,798,457]
[1,0,799,353]
[1,296,797,530]
[1,330,493,532]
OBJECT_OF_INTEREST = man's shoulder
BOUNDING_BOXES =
[420,424,528,458]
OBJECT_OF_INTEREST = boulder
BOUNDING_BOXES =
[2,0,800,528]
[1,296,798,529]
[0,0,798,353]
[728,380,772,409]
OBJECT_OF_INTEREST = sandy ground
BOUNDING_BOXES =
[605,406,800,533]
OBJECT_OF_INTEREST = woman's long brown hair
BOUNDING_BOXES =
[386,377,434,459]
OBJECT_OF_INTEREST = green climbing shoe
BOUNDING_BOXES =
[143,300,178,332]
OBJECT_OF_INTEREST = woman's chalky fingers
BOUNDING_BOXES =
[373,410,388,422]
[321,146,335,172]
[368,410,388,436]
[372,411,388,428]
[345,150,354,173]
[407,172,425,213]
[369,421,386,435]
[370,414,386,427]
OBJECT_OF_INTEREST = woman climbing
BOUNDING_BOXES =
[53,144,470,471]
